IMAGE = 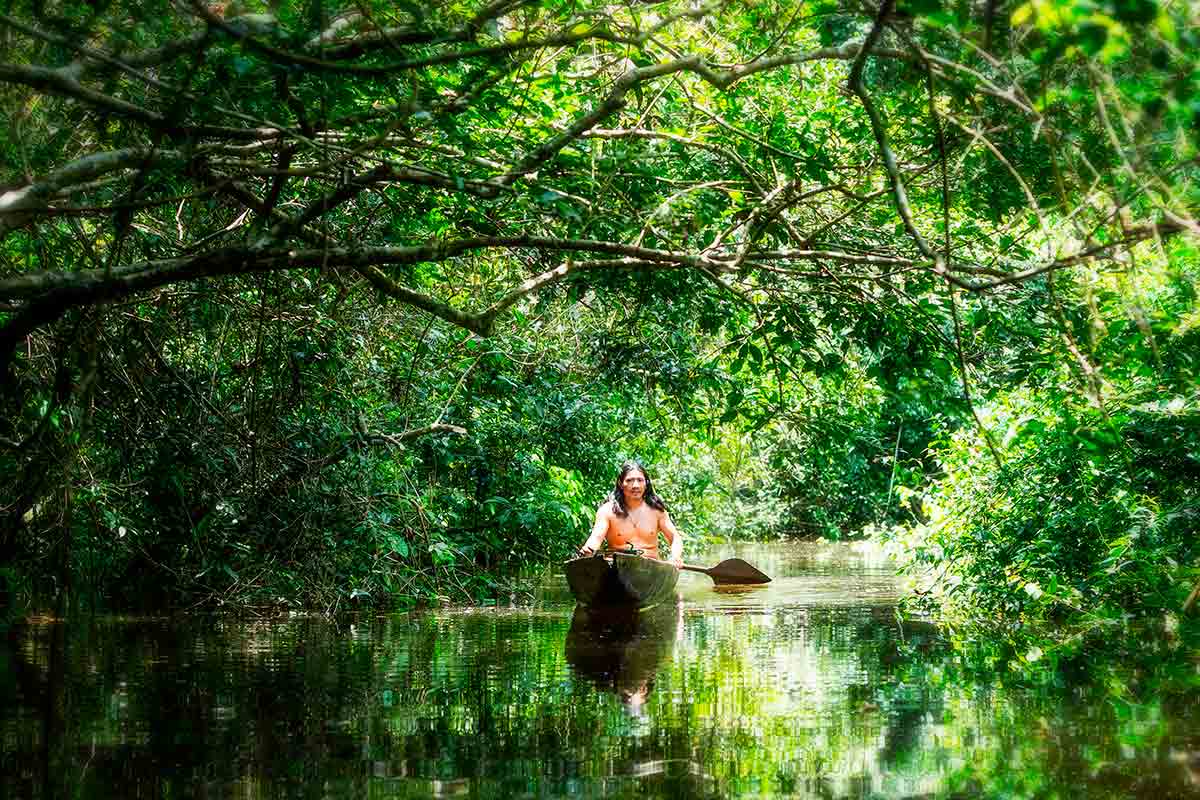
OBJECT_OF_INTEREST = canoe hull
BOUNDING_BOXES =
[564,553,679,609]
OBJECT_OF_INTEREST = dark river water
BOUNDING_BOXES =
[2,542,1198,798]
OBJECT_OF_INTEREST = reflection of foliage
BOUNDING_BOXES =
[4,585,1198,799]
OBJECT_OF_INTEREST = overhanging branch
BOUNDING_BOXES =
[0,148,187,237]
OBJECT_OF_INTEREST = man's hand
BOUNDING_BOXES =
[577,545,595,558]
[670,554,683,570]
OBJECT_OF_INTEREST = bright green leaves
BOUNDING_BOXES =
[883,244,1200,644]
[1010,0,1167,62]
[3,0,1198,618]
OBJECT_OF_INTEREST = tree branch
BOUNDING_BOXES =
[0,148,187,237]
[0,237,720,338]
[0,61,167,125]
[848,1,942,273]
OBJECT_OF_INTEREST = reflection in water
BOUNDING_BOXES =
[565,603,681,711]
[711,584,770,597]
[1,542,1197,799]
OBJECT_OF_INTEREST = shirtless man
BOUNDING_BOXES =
[577,461,684,568]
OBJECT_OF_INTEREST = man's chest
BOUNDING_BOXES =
[608,508,658,537]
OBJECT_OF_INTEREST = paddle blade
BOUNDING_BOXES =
[706,558,771,585]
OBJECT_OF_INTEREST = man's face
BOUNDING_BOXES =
[621,470,647,502]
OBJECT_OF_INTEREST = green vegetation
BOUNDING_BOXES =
[882,236,1200,650]
[1,0,1197,645]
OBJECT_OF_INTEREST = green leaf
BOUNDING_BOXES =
[1076,23,1108,55]
[1111,0,1158,24]
[899,0,942,16]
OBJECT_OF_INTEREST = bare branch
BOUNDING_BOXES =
[848,0,942,275]
[0,61,167,125]
[1,148,187,237]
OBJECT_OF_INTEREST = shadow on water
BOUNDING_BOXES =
[1,541,1198,799]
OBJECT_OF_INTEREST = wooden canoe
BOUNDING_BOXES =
[564,552,679,609]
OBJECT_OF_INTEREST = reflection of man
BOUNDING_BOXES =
[577,461,684,568]
[619,681,653,714]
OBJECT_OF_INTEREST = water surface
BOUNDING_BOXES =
[2,541,1197,798]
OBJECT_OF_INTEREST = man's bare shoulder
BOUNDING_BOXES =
[595,499,617,517]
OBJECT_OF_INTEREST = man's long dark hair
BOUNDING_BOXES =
[609,460,668,517]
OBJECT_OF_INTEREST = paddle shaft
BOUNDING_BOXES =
[635,557,704,574]
[632,558,709,575]
[619,556,771,585]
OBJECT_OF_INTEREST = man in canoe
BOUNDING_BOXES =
[577,461,684,568]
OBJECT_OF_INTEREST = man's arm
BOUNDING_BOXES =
[659,511,684,569]
[578,503,610,555]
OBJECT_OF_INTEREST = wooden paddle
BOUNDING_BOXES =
[678,557,771,586]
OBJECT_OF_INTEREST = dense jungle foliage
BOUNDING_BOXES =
[1,0,1197,643]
